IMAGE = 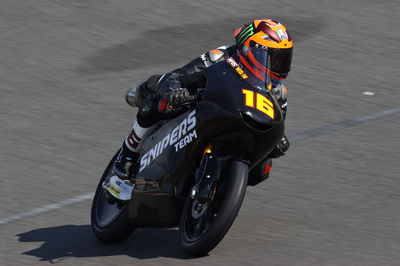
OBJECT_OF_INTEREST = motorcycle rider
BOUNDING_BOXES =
[111,19,292,193]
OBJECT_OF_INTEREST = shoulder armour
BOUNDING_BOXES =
[200,46,229,67]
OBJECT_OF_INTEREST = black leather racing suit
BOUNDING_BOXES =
[126,45,289,182]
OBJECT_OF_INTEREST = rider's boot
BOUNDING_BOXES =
[113,119,153,177]
[103,120,152,201]
[112,142,140,179]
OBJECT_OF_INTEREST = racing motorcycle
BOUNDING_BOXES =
[91,50,285,256]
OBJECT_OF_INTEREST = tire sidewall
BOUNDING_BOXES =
[179,160,248,255]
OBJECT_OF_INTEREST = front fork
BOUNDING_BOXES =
[191,153,228,204]
[191,141,249,202]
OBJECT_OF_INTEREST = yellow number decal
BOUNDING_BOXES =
[256,93,274,119]
[242,89,275,119]
[242,89,254,107]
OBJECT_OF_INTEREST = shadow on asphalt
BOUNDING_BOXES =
[17,225,195,262]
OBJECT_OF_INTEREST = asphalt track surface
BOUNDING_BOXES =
[1,1,399,265]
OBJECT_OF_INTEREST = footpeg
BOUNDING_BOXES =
[102,175,134,201]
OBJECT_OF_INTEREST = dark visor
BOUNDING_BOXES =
[268,47,293,75]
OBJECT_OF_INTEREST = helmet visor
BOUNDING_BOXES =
[238,47,271,90]
[239,46,292,85]
[268,47,293,78]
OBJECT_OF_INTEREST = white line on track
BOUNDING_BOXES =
[0,105,399,226]
[0,193,94,226]
[291,106,400,142]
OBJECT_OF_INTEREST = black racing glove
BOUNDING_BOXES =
[269,135,290,158]
[167,88,191,106]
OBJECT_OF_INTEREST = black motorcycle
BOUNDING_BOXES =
[91,52,285,256]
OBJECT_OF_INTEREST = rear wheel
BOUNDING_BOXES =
[91,150,136,243]
[179,160,248,256]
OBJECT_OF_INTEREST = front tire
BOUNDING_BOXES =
[179,160,248,256]
[91,150,136,243]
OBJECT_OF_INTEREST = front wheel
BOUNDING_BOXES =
[91,150,136,243]
[179,160,248,256]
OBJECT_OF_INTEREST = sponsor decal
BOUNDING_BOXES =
[236,24,255,45]
[226,57,248,79]
[276,29,288,40]
[235,67,248,79]
[174,130,197,152]
[227,57,239,68]
[110,185,121,196]
[138,110,197,173]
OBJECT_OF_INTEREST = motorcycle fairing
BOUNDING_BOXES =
[129,60,284,227]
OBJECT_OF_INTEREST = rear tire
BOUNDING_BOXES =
[91,150,136,243]
[179,160,248,256]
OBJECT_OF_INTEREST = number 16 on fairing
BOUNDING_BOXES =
[242,89,275,119]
